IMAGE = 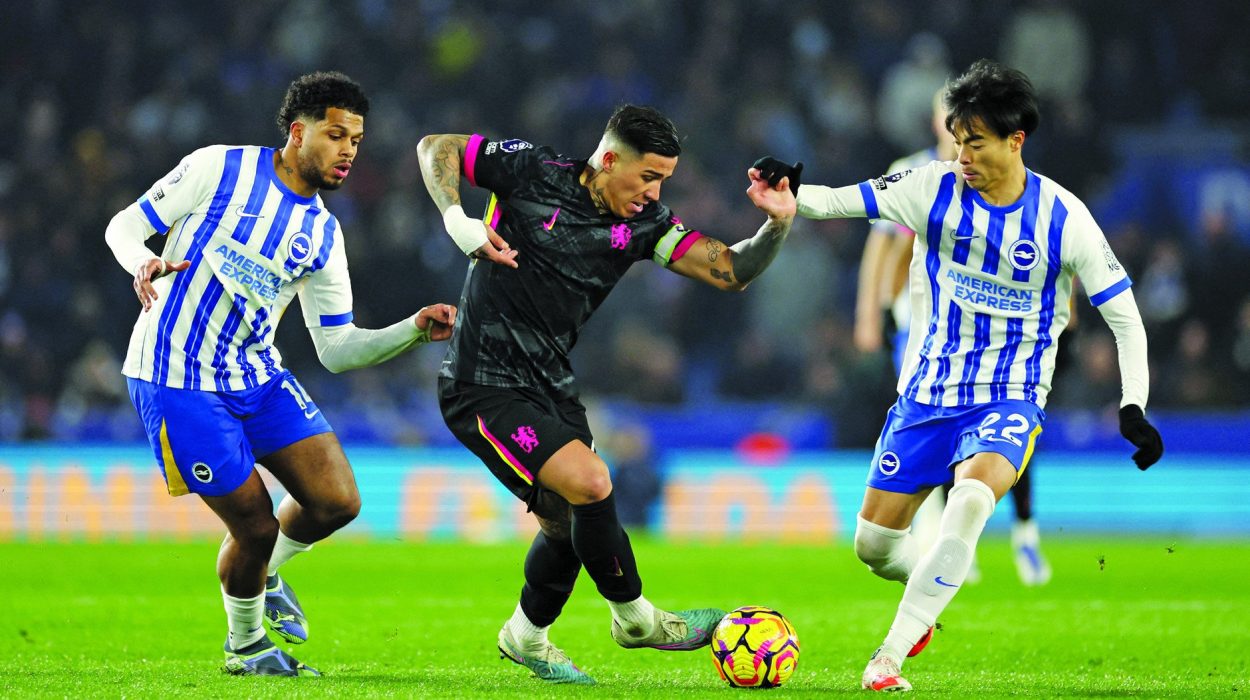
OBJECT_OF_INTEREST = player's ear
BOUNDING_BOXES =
[290,120,305,148]
[1010,130,1025,153]
[602,149,618,172]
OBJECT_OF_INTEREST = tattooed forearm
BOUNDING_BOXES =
[704,238,722,262]
[417,134,470,212]
[729,217,792,284]
[710,268,734,283]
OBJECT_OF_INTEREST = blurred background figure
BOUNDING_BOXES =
[0,1,1245,485]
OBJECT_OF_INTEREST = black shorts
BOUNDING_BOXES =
[438,378,593,504]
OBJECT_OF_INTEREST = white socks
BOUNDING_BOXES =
[854,516,919,583]
[506,603,551,651]
[223,589,266,650]
[880,479,996,663]
[608,596,657,639]
[267,527,313,578]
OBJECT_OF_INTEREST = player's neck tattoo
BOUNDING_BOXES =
[275,150,295,177]
[581,167,610,214]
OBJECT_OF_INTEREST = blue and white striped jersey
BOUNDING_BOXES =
[799,161,1132,408]
[122,145,354,391]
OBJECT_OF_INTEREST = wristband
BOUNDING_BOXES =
[442,205,489,256]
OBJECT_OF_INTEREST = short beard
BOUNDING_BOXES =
[299,155,339,191]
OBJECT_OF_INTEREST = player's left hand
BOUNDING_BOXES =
[416,303,456,342]
[1118,404,1163,470]
[746,168,797,221]
[751,157,803,195]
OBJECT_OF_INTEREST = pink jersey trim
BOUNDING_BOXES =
[464,134,485,188]
[476,415,534,485]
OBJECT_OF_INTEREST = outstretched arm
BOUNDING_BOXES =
[416,134,517,268]
[308,304,456,374]
[667,169,796,291]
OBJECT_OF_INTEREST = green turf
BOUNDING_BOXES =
[1,536,1246,698]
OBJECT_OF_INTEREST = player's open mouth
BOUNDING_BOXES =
[333,163,351,178]
[961,170,977,181]
[628,201,644,214]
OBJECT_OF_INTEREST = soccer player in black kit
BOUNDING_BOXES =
[418,105,797,685]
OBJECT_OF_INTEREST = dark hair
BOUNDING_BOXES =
[276,71,370,135]
[605,104,681,157]
[943,59,1039,138]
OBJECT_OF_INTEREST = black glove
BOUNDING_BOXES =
[751,156,803,196]
[1118,404,1163,470]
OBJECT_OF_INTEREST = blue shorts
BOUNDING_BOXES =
[127,371,333,497]
[867,396,1045,494]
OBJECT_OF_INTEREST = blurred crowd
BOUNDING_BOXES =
[1,0,1248,446]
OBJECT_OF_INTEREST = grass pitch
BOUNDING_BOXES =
[1,536,1246,698]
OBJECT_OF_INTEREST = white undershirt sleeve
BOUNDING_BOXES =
[1094,288,1150,409]
[307,317,430,374]
[104,206,160,275]
[795,184,869,220]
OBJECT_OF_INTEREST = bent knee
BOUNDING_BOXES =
[854,516,915,582]
[311,489,361,529]
[556,470,613,505]
[232,515,280,552]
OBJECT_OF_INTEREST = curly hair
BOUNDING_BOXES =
[944,59,1039,138]
[275,71,370,135]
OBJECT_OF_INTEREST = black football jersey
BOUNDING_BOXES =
[439,135,700,399]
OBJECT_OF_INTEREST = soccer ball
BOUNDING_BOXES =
[710,606,800,688]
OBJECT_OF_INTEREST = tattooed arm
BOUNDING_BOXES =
[667,168,796,291]
[416,134,470,214]
[416,134,518,267]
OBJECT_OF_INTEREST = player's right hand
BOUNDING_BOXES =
[751,156,803,196]
[1118,404,1163,470]
[472,227,520,269]
[443,205,519,268]
[133,257,191,312]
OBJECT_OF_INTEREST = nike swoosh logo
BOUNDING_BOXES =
[236,206,264,219]
[542,207,561,231]
[304,409,320,420]
[950,233,980,241]
[934,576,959,588]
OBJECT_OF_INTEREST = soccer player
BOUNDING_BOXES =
[105,72,456,677]
[855,90,1052,587]
[755,60,1163,692]
[418,105,797,685]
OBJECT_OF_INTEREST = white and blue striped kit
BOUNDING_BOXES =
[122,145,354,392]
[857,161,1131,409]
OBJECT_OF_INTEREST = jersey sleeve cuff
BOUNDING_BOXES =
[463,134,485,188]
